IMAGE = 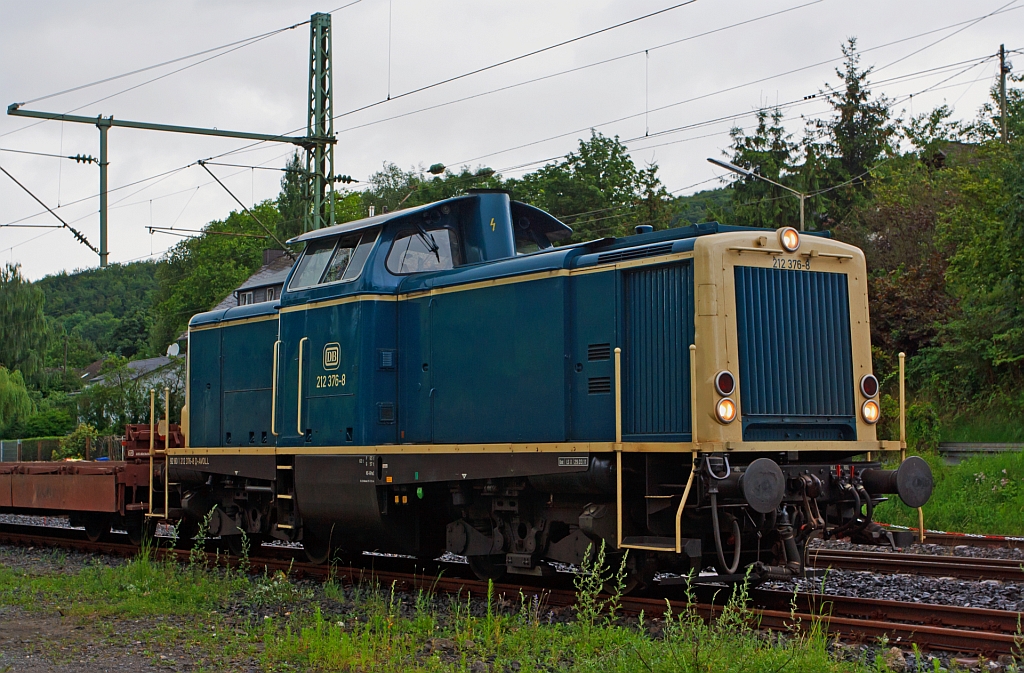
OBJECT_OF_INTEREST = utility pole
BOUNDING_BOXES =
[8,105,311,266]
[708,157,809,231]
[98,117,110,266]
[7,10,337,260]
[306,12,335,232]
[1000,44,1009,144]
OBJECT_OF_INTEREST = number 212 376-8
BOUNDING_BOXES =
[773,257,811,271]
[315,374,345,389]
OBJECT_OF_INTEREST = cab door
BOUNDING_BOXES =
[276,306,309,448]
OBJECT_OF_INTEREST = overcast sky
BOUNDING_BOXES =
[0,0,1020,280]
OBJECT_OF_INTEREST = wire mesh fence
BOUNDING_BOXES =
[0,437,124,462]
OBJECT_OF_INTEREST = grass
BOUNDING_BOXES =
[874,450,1024,536]
[0,541,888,672]
[940,415,1024,444]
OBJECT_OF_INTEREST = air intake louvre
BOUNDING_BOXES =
[597,243,673,264]
[588,377,611,394]
[623,262,694,437]
[587,343,611,361]
[734,266,855,440]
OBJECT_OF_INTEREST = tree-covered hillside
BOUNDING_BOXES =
[1,38,1021,442]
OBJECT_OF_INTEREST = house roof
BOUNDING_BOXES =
[84,356,179,385]
[207,253,294,313]
[236,253,294,291]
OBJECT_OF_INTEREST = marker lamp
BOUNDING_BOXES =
[714,370,736,396]
[860,374,879,398]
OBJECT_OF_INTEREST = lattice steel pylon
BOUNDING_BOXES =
[305,12,335,232]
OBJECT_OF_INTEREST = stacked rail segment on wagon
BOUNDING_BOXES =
[0,423,183,543]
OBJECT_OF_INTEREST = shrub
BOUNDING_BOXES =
[55,423,99,460]
[11,408,74,439]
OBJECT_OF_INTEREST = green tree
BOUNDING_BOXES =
[150,202,283,351]
[506,131,670,241]
[923,138,1024,401]
[76,357,149,434]
[108,309,151,358]
[358,163,500,215]
[965,72,1024,142]
[8,408,74,439]
[0,263,48,380]
[811,38,898,219]
[0,367,34,434]
[36,260,158,322]
[277,151,306,241]
[724,107,799,228]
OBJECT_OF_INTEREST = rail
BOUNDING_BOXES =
[0,521,1017,655]
[807,547,1024,582]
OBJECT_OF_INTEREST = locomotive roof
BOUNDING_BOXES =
[286,198,455,245]
[286,194,572,245]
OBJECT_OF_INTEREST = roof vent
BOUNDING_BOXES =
[597,242,673,264]
[635,225,654,235]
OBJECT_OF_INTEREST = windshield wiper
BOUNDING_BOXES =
[415,222,441,261]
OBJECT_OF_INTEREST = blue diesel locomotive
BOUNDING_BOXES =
[171,189,932,583]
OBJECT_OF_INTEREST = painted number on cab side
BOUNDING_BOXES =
[316,374,346,388]
[773,257,811,271]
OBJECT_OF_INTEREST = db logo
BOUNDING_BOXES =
[323,343,340,370]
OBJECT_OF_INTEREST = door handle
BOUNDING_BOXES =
[271,340,281,436]
[297,337,308,435]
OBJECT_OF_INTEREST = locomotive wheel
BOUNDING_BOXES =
[303,530,332,565]
[468,555,507,582]
[221,533,265,557]
[125,511,157,546]
[174,518,200,549]
[84,514,111,543]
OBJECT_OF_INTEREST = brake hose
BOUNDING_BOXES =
[710,491,741,575]
[704,454,731,480]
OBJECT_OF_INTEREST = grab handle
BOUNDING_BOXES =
[271,340,281,436]
[297,337,308,435]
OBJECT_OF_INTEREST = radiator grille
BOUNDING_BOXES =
[588,377,611,394]
[623,262,694,437]
[734,266,855,439]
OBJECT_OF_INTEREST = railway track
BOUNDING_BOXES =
[879,524,1024,552]
[808,547,1024,582]
[1,522,1020,655]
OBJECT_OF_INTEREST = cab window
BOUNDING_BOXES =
[289,229,379,290]
[386,227,462,275]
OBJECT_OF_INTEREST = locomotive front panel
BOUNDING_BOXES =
[690,229,881,452]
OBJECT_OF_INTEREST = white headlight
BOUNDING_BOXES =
[862,399,880,424]
[779,227,800,253]
[716,398,737,424]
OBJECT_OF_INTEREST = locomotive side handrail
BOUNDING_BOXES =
[615,347,623,549]
[271,340,281,436]
[147,388,155,515]
[674,344,699,554]
[297,337,308,436]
